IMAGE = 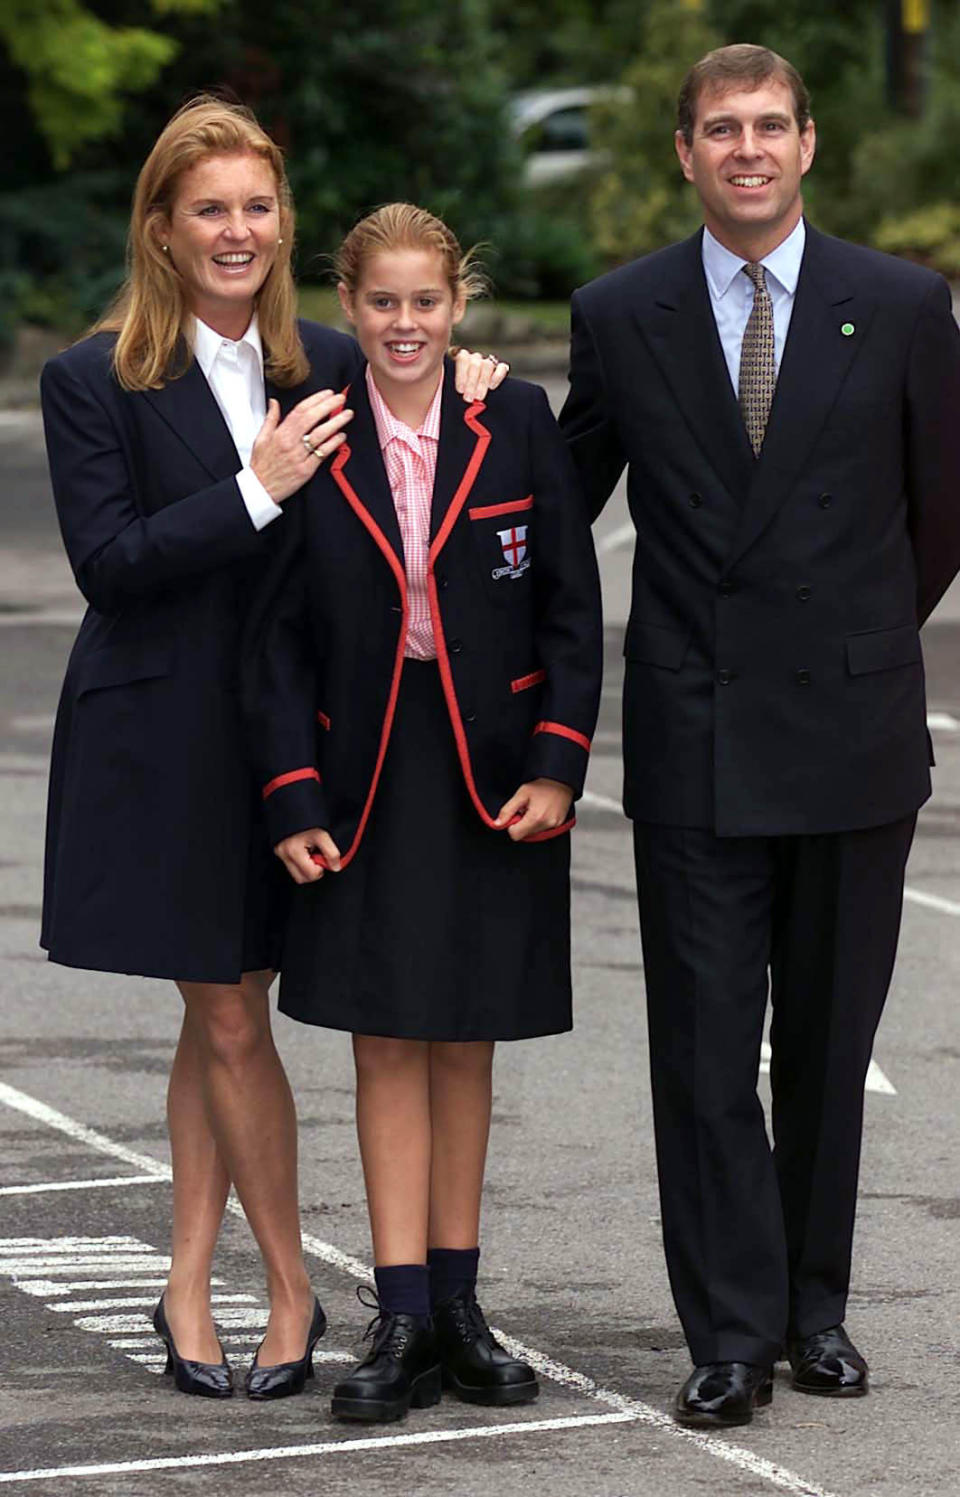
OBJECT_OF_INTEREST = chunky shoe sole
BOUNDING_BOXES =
[442,1367,540,1406]
[331,1363,443,1423]
[674,1379,772,1428]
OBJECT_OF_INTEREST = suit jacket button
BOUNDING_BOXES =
[689,492,704,508]
[718,578,736,597]
[818,492,833,509]
[796,585,812,601]
[717,669,734,685]
[796,668,811,685]
[449,638,463,654]
[437,574,448,590]
[464,709,476,723]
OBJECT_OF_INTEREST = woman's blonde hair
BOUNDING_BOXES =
[95,95,308,390]
[334,203,488,305]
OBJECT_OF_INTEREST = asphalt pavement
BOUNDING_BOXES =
[0,383,958,1497]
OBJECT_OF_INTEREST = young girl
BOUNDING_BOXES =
[244,204,602,1422]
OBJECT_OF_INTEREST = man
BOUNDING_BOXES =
[560,44,960,1427]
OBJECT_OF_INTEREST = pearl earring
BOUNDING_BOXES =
[277,238,284,246]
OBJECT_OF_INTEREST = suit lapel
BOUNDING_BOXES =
[430,360,492,547]
[726,224,876,567]
[639,230,755,506]
[140,352,241,482]
[328,369,405,568]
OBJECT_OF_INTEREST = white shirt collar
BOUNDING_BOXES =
[190,313,263,377]
[702,217,806,300]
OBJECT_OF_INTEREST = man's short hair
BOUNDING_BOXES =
[677,44,811,145]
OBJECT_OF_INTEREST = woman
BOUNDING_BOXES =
[243,204,603,1422]
[40,99,504,1400]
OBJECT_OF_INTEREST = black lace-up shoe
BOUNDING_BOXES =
[433,1289,539,1406]
[331,1289,442,1423]
[787,1325,869,1396]
[675,1361,773,1427]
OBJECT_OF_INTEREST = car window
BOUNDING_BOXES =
[525,106,590,154]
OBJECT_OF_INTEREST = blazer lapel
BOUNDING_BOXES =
[140,353,240,482]
[726,224,876,567]
[638,230,755,506]
[328,369,405,569]
[429,360,492,549]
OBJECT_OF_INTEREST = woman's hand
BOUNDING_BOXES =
[251,391,354,503]
[495,778,574,842]
[453,349,510,403]
[274,827,342,883]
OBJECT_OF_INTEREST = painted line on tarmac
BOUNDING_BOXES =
[903,885,960,917]
[595,521,635,555]
[0,1083,841,1497]
[0,1173,163,1196]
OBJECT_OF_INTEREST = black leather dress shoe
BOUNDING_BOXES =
[675,1361,772,1427]
[245,1297,327,1400]
[787,1324,869,1396]
[331,1295,442,1423]
[433,1289,539,1406]
[152,1297,233,1398]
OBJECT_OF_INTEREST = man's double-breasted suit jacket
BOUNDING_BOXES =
[560,222,960,836]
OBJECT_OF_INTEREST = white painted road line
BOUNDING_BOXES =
[17,1278,172,1297]
[904,885,960,917]
[580,789,623,815]
[926,711,960,731]
[0,1085,841,1497]
[0,1174,163,1196]
[595,521,635,555]
[46,1293,257,1313]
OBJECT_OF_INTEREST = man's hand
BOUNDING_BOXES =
[495,778,574,842]
[274,827,342,883]
[251,391,354,503]
[453,349,510,403]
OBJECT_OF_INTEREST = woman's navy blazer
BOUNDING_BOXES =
[40,319,359,982]
[243,360,603,864]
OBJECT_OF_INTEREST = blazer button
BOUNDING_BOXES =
[796,585,812,601]
[718,578,736,597]
[796,668,811,685]
[717,669,735,685]
[463,709,477,723]
[818,492,833,509]
[689,492,704,508]
[449,638,463,654]
[436,574,448,590]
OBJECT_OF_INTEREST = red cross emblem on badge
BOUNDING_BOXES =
[497,525,528,568]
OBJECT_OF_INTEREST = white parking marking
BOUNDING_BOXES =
[0,610,84,628]
[17,1278,171,1296]
[595,521,635,555]
[0,1411,839,1494]
[926,712,960,731]
[46,1293,257,1313]
[580,789,623,814]
[0,1085,841,1497]
[0,1174,163,1196]
[904,886,960,917]
[758,1042,895,1095]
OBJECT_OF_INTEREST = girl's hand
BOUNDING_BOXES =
[453,349,510,403]
[251,391,354,503]
[274,827,342,883]
[495,778,574,842]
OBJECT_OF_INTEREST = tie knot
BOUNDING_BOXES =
[743,261,767,291]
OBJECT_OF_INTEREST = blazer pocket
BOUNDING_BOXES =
[76,643,174,697]
[845,624,921,677]
[624,619,691,671]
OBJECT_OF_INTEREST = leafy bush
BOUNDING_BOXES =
[874,204,960,277]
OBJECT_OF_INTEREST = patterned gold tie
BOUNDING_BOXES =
[738,262,775,457]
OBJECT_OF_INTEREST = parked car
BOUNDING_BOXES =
[509,86,629,187]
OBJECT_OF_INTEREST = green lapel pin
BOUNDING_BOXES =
[841,322,855,336]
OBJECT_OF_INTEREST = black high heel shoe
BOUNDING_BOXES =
[245,1296,327,1400]
[152,1296,233,1398]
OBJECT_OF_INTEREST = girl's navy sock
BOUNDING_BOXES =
[428,1246,480,1306]
[373,1263,431,1318]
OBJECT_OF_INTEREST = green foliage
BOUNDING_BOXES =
[588,1,721,263]
[1,0,219,168]
[874,203,960,276]
[0,173,129,333]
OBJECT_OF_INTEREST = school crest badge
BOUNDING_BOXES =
[492,525,530,581]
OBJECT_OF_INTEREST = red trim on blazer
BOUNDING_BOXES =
[510,669,546,694]
[316,710,331,731]
[329,435,409,870]
[533,720,592,753]
[467,494,533,521]
[263,767,321,800]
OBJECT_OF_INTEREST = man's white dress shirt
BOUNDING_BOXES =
[190,315,282,531]
[701,217,806,395]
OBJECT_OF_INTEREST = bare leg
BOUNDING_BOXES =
[163,1004,231,1361]
[177,971,314,1366]
[427,1042,494,1249]
[353,1035,432,1264]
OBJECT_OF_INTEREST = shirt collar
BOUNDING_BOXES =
[702,217,806,300]
[190,313,263,378]
[366,365,443,454]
